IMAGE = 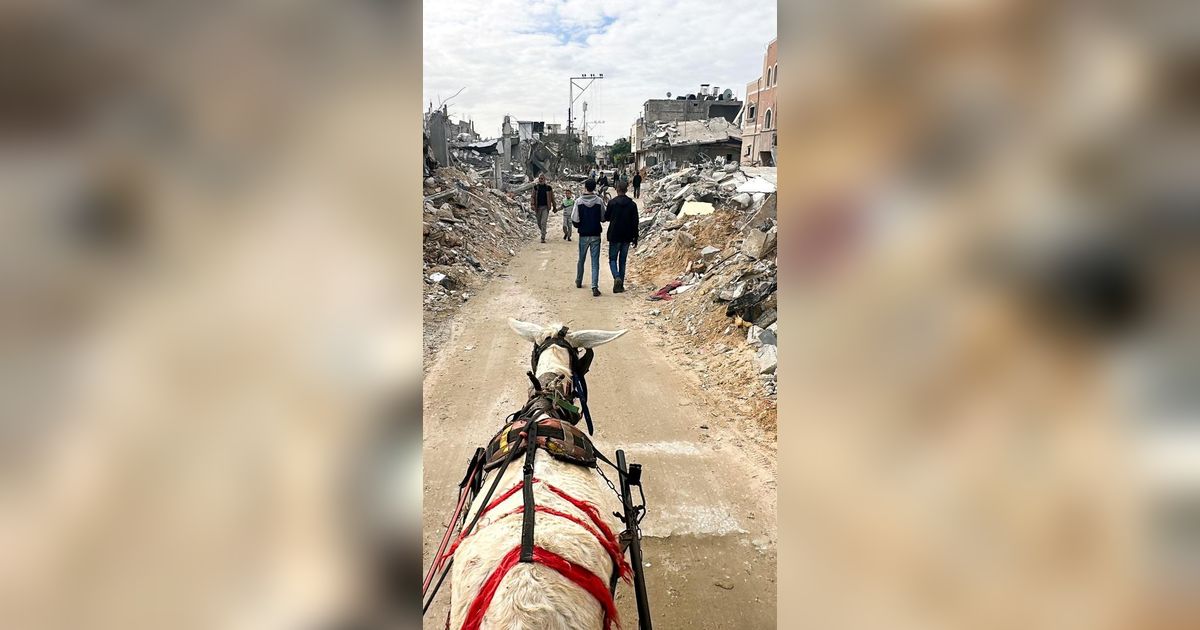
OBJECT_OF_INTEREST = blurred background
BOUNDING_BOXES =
[776,0,1198,629]
[2,0,1198,629]
[0,1,422,628]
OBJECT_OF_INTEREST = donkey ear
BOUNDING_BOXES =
[565,329,627,349]
[508,318,545,343]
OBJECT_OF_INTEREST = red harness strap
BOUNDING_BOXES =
[460,545,620,630]
[439,477,630,581]
[446,504,632,582]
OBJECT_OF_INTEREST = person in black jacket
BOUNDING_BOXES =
[603,180,639,293]
[570,179,607,296]
[632,170,643,199]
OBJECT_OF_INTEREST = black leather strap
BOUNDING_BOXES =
[519,419,539,562]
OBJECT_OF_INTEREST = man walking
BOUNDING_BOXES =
[571,179,607,296]
[604,180,639,293]
[530,173,555,243]
[632,169,642,199]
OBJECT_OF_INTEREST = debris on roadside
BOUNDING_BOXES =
[423,166,538,323]
[630,160,778,428]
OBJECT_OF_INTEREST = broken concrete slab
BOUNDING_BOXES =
[700,245,720,261]
[755,344,778,374]
[717,281,746,301]
[741,193,777,228]
[736,177,777,195]
[742,224,778,259]
[680,201,716,216]
[747,324,777,347]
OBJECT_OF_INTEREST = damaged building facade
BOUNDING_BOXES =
[630,86,743,172]
[740,38,778,166]
[636,118,742,173]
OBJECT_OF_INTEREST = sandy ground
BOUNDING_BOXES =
[422,235,777,629]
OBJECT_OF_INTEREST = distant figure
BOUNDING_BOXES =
[530,173,555,243]
[596,171,610,200]
[571,179,607,296]
[604,180,639,293]
[632,170,643,199]
[589,167,598,181]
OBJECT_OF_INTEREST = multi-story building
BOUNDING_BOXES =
[740,38,777,166]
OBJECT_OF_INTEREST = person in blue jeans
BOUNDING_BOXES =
[603,180,640,293]
[570,179,607,296]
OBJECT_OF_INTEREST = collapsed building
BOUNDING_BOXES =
[424,109,595,189]
[630,85,743,172]
[637,118,742,173]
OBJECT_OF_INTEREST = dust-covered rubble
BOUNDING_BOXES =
[630,161,779,422]
[422,166,539,358]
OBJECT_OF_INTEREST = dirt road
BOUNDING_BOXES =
[423,236,777,629]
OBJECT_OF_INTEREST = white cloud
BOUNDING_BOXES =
[423,0,776,144]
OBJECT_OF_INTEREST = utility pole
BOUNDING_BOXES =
[568,73,604,144]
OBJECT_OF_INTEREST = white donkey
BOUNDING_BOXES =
[445,319,629,630]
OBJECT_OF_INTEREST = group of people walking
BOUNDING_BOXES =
[530,168,644,297]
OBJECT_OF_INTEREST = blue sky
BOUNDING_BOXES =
[424,0,776,144]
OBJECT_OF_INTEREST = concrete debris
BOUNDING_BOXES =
[742,221,778,259]
[755,344,778,374]
[631,159,778,404]
[747,324,777,347]
[423,165,540,323]
[718,281,746,301]
[643,117,742,148]
[680,201,716,216]
[736,177,777,194]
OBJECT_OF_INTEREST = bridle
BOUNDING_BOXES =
[528,326,595,434]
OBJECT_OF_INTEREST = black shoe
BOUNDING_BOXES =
[615,279,624,293]
[541,237,546,243]
[592,287,601,297]
[576,280,582,289]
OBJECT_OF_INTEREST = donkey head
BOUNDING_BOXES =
[507,318,626,380]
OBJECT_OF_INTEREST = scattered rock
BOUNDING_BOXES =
[718,281,746,302]
[755,345,778,374]
[742,223,778,259]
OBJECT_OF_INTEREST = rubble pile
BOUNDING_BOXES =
[630,162,778,429]
[422,166,537,321]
